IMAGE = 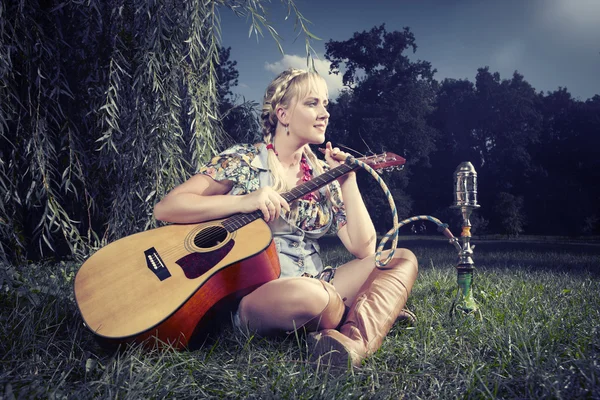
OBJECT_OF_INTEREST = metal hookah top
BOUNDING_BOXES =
[452,162,480,209]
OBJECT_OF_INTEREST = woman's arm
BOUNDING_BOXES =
[154,174,238,223]
[154,174,289,224]
[336,173,377,259]
[322,142,376,259]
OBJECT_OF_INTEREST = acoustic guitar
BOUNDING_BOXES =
[74,152,405,349]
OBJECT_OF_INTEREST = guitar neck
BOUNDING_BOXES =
[281,162,356,203]
[222,161,357,232]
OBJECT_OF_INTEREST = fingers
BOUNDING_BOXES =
[319,142,345,167]
[326,142,342,158]
[265,199,276,221]
[319,142,339,154]
[259,200,271,222]
[258,190,290,222]
[279,196,291,212]
[262,197,286,222]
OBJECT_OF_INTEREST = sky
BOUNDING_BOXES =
[218,0,600,104]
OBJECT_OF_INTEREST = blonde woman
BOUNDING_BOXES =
[153,68,418,367]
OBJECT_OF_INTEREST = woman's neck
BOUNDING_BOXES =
[272,135,303,169]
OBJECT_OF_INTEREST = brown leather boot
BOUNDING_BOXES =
[309,258,418,367]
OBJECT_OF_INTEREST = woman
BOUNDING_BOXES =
[153,68,418,367]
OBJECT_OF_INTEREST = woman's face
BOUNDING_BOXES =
[284,79,330,145]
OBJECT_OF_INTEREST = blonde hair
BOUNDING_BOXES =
[260,68,328,193]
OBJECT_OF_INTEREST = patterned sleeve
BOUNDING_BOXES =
[197,144,260,195]
[320,160,347,233]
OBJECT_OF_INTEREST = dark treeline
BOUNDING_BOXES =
[1,4,598,265]
[321,25,600,238]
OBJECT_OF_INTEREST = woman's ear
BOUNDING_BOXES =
[276,105,289,126]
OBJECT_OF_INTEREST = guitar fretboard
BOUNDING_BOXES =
[222,162,356,232]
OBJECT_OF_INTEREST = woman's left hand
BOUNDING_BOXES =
[319,141,355,183]
[320,141,348,168]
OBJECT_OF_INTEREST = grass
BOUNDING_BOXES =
[1,236,599,399]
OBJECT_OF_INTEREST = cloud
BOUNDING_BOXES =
[264,54,345,99]
[491,40,526,71]
[537,0,600,41]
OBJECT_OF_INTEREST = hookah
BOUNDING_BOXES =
[449,162,480,317]
[347,157,481,318]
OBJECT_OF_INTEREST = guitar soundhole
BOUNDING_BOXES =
[194,226,228,248]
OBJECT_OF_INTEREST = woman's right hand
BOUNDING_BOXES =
[239,187,290,222]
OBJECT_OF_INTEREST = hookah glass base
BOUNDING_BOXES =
[450,268,481,320]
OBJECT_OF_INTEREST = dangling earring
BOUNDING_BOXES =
[285,124,289,136]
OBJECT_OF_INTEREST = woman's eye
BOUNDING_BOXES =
[306,100,327,108]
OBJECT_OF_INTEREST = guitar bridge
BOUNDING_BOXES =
[144,247,171,281]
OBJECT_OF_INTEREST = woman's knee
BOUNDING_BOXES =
[237,278,329,334]
[284,277,331,316]
[376,248,418,296]
[380,248,418,272]
[395,248,418,272]
[238,277,346,334]
[278,278,344,331]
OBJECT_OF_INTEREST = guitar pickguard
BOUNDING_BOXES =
[175,239,235,279]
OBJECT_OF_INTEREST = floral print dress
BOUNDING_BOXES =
[197,143,347,234]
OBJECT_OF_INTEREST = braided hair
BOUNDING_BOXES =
[260,68,329,193]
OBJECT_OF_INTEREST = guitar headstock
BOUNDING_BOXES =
[355,152,406,172]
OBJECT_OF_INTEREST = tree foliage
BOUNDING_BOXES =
[420,71,598,235]
[324,25,598,237]
[526,91,600,235]
[324,25,438,231]
[0,0,315,264]
[217,47,262,145]
[493,192,526,237]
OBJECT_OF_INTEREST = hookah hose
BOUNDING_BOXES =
[348,157,458,268]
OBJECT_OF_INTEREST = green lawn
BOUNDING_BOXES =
[1,237,599,399]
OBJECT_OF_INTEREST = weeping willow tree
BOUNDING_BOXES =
[0,0,317,264]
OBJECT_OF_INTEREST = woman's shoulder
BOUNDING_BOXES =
[199,143,264,191]
[211,142,266,167]
[220,143,262,158]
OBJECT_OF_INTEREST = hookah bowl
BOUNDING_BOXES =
[450,162,481,317]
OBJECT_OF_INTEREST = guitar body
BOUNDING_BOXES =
[74,218,279,349]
